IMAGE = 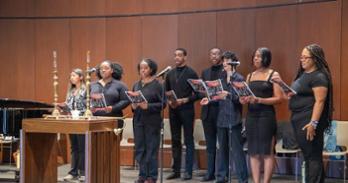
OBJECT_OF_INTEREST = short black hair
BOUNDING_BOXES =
[96,60,123,80]
[252,47,272,68]
[175,48,187,56]
[137,58,158,76]
[222,51,238,62]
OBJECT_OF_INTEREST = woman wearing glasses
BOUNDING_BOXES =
[90,61,130,127]
[274,44,333,182]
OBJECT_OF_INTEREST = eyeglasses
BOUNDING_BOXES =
[300,56,312,60]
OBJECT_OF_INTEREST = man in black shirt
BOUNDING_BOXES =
[165,48,199,180]
[200,47,223,182]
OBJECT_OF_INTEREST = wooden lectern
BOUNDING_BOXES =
[20,117,121,183]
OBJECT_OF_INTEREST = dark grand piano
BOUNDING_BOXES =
[0,98,53,138]
[0,98,52,181]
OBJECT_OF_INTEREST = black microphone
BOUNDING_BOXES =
[156,66,172,78]
[87,68,97,73]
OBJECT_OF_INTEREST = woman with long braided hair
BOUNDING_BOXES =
[274,44,333,183]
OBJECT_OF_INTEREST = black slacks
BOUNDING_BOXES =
[202,111,218,177]
[292,110,325,183]
[169,107,195,174]
[68,134,85,176]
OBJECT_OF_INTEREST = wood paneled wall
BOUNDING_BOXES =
[341,0,348,120]
[0,0,347,120]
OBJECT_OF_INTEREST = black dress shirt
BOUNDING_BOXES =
[165,65,199,109]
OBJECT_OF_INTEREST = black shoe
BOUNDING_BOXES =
[201,174,215,182]
[166,172,180,180]
[182,172,192,180]
[144,177,156,183]
[214,181,226,183]
[134,177,146,183]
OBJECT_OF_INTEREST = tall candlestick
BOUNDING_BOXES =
[51,50,60,117]
[84,50,93,118]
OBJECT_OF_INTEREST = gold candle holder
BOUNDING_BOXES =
[84,50,93,118]
[51,50,60,117]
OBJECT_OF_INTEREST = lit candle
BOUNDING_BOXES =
[86,50,90,64]
[53,50,57,69]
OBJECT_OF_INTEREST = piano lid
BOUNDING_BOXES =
[0,98,53,108]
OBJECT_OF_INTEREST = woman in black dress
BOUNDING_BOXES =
[240,47,283,183]
[274,44,333,183]
[132,59,165,183]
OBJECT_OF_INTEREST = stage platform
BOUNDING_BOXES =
[0,164,345,183]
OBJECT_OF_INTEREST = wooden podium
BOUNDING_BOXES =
[20,117,121,183]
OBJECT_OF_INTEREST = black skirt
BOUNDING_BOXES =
[246,111,277,155]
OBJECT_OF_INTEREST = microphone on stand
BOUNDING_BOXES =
[226,60,240,66]
[156,66,172,78]
[86,67,97,73]
[156,66,172,183]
